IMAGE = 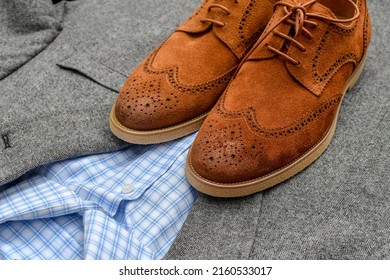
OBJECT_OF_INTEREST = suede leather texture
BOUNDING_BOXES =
[114,0,276,131]
[166,0,390,260]
[0,0,389,260]
[189,0,371,184]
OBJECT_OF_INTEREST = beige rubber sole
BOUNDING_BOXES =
[109,106,208,144]
[186,55,368,198]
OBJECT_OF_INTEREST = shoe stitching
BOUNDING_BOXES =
[311,26,358,86]
[362,2,370,53]
[307,0,365,95]
[238,0,259,47]
[188,116,333,186]
[217,89,342,139]
[142,46,237,94]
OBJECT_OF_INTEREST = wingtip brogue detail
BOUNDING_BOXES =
[114,49,237,132]
[187,0,371,197]
[110,0,275,144]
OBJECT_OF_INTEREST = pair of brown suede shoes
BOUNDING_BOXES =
[110,0,371,197]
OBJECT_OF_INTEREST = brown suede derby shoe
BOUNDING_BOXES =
[110,0,275,144]
[187,0,371,197]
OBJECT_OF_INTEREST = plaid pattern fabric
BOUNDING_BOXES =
[0,134,198,260]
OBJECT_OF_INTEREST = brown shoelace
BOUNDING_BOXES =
[234,0,360,77]
[200,0,239,27]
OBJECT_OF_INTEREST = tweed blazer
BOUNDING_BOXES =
[1,0,389,259]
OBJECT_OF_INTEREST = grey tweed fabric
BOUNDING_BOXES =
[0,0,64,80]
[0,0,197,186]
[165,0,390,260]
[0,0,389,260]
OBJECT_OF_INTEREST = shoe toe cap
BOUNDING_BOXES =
[115,77,182,131]
[189,117,272,184]
[114,71,226,131]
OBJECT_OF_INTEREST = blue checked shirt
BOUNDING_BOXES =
[0,134,197,260]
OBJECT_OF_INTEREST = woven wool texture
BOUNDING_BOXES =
[0,0,388,259]
[0,0,197,186]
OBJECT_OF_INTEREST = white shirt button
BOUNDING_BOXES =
[121,184,135,194]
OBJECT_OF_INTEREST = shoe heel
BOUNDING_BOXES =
[347,53,367,91]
